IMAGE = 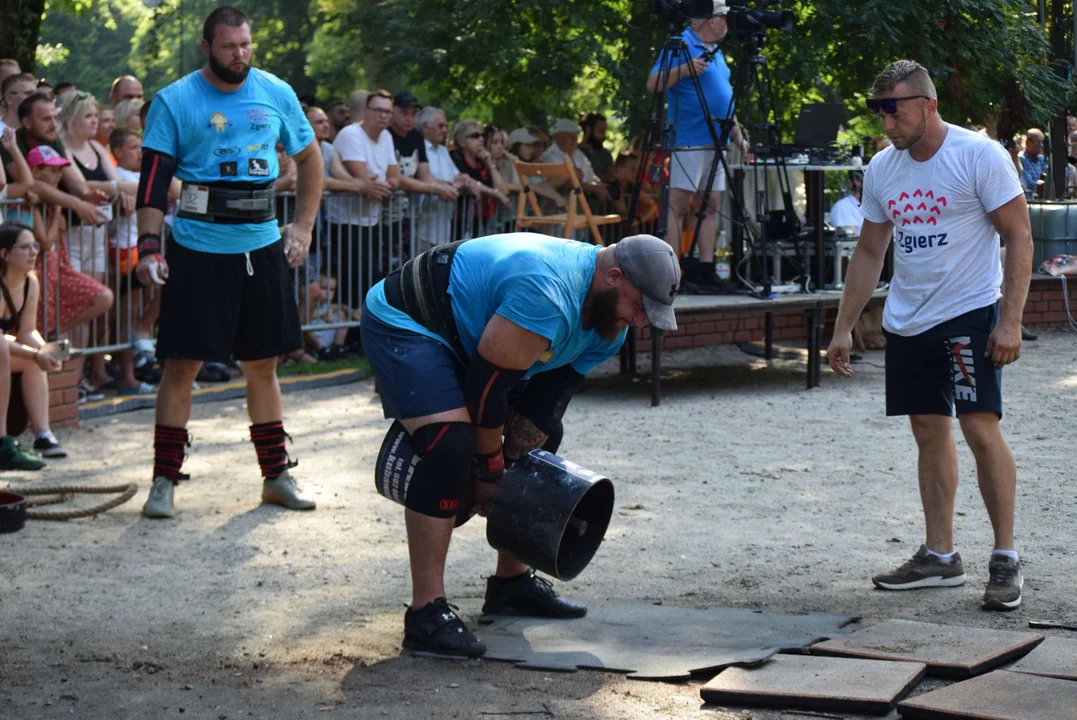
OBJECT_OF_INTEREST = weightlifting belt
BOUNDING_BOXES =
[175,182,277,224]
[383,240,470,362]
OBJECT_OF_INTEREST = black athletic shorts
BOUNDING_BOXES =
[883,302,1003,418]
[157,239,303,362]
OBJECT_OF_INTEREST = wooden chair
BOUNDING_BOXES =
[510,157,621,246]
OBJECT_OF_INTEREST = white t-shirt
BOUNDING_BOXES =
[328,123,397,226]
[540,144,596,184]
[113,166,140,249]
[829,194,864,232]
[424,139,458,183]
[320,140,335,179]
[861,124,1022,336]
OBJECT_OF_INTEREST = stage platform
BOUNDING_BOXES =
[620,289,889,405]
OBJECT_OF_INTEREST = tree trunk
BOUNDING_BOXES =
[0,0,46,73]
[1050,0,1069,198]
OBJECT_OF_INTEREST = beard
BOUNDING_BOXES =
[208,52,251,85]
[588,287,625,342]
[893,110,928,150]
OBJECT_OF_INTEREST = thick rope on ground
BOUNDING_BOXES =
[7,484,139,521]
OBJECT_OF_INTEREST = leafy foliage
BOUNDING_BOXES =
[27,0,1076,146]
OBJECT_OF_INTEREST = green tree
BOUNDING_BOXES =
[320,0,636,128]
[35,0,144,100]
[3,0,97,74]
[129,0,318,97]
[320,0,1071,144]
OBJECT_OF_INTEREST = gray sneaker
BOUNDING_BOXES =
[982,553,1023,611]
[261,470,316,510]
[872,544,967,590]
[142,476,175,518]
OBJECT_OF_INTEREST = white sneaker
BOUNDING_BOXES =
[261,470,316,510]
[142,476,175,518]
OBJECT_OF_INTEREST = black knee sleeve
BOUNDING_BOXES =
[374,420,474,519]
[541,418,564,454]
[509,366,582,456]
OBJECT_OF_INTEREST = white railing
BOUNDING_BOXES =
[5,189,619,357]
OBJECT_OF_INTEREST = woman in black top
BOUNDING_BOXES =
[0,222,67,458]
[450,120,510,237]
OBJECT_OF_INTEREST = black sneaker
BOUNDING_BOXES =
[982,553,1023,611]
[403,598,486,658]
[1021,326,1038,342]
[33,433,67,459]
[482,569,587,618]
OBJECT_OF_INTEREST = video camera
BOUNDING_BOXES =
[726,0,794,33]
[648,0,793,32]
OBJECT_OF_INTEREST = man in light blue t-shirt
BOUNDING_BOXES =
[646,0,748,294]
[134,6,324,519]
[360,232,681,658]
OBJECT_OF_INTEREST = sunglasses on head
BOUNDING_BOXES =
[866,95,929,115]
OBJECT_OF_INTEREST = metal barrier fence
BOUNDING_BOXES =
[1,189,634,360]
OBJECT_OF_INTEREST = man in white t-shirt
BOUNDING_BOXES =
[828,60,1033,612]
[328,89,400,310]
[417,106,470,251]
[828,170,864,233]
[541,118,597,183]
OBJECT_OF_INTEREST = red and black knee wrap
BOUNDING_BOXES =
[153,424,190,484]
[250,421,296,480]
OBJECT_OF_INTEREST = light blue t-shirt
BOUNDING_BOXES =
[650,28,734,147]
[142,68,314,254]
[364,234,626,378]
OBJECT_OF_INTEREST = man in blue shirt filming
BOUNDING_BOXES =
[647,0,748,293]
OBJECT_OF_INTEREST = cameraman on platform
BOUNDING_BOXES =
[646,0,748,294]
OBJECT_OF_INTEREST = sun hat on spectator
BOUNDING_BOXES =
[508,128,539,145]
[27,145,70,168]
[550,118,582,135]
[393,91,421,109]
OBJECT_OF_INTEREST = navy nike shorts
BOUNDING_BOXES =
[883,302,1003,418]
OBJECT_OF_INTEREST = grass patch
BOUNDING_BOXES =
[277,356,370,378]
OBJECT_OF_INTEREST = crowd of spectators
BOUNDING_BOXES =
[0,57,726,469]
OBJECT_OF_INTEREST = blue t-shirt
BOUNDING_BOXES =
[142,68,314,254]
[650,28,734,147]
[364,234,626,378]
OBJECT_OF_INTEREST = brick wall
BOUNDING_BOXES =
[47,359,80,429]
[1024,276,1077,328]
[632,308,809,352]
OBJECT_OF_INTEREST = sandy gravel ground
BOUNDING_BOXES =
[2,329,1076,720]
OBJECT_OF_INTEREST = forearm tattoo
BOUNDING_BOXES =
[502,410,548,462]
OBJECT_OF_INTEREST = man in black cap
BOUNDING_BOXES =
[360,232,680,657]
[389,91,458,201]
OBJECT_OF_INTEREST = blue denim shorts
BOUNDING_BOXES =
[360,308,467,420]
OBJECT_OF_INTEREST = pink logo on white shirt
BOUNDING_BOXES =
[888,188,947,227]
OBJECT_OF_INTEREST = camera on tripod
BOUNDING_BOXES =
[648,0,793,33]
[726,0,794,34]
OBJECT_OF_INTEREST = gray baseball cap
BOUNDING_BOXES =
[613,234,680,331]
